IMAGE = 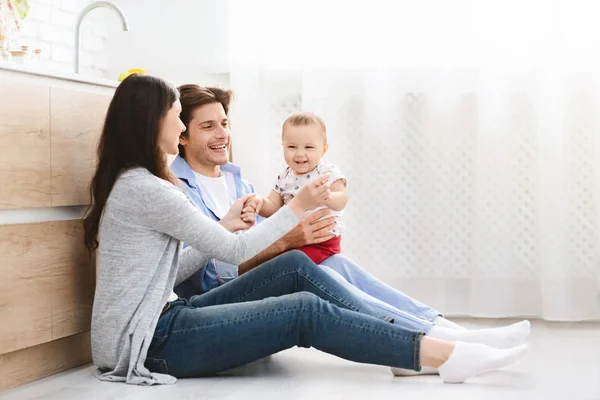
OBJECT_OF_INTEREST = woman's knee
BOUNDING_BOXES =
[283,292,324,348]
[283,291,322,309]
[281,250,319,272]
[279,249,312,263]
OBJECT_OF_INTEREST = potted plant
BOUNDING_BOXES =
[0,0,29,46]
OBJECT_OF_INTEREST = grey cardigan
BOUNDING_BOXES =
[91,168,298,385]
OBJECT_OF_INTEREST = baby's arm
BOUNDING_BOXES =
[325,179,348,211]
[258,190,285,218]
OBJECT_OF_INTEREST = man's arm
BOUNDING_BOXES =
[238,208,336,274]
[238,240,287,275]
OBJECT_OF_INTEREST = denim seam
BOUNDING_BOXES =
[297,270,370,313]
[413,332,423,371]
[232,268,392,322]
[295,270,395,323]
[169,305,417,343]
[425,309,443,322]
[231,268,311,302]
[213,259,224,286]
[146,357,169,374]
[169,307,305,334]
[152,307,185,340]
[357,297,428,326]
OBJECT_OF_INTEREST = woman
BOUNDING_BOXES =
[84,74,528,386]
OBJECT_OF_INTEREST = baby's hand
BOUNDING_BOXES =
[245,195,263,213]
[242,194,264,222]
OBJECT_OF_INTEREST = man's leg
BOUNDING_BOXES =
[318,263,435,332]
[317,255,530,376]
[320,254,442,322]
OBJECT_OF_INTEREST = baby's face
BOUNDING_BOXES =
[282,123,328,175]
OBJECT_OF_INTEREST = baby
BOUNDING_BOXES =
[249,112,348,264]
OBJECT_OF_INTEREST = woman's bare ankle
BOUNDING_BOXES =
[419,336,456,368]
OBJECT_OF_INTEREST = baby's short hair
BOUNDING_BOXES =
[283,112,327,142]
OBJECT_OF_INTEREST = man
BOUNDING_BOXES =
[171,84,458,330]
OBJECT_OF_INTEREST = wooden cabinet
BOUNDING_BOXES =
[0,81,52,209]
[0,80,112,209]
[0,220,94,355]
[50,88,111,206]
[0,70,115,389]
[0,332,91,390]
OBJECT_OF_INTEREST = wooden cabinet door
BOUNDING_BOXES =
[50,87,112,206]
[0,81,51,209]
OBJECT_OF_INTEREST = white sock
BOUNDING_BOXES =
[433,316,468,331]
[391,366,438,376]
[428,320,530,349]
[391,315,472,377]
[438,342,529,383]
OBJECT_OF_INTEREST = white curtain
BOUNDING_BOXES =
[227,0,600,321]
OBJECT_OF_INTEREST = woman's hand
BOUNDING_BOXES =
[219,194,256,232]
[287,173,331,217]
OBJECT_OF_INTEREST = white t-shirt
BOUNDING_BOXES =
[274,160,346,236]
[193,171,232,219]
[168,171,232,303]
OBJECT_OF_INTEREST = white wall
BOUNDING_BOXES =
[104,0,229,87]
[14,0,229,86]
[16,0,110,77]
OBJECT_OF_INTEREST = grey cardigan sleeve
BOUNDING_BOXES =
[124,172,299,284]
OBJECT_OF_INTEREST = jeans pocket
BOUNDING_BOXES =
[154,306,183,339]
[149,306,183,356]
[145,357,169,375]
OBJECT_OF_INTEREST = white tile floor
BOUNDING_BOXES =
[2,319,599,400]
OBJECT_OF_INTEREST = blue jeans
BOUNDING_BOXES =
[146,251,424,378]
[320,254,441,328]
[176,253,441,332]
[317,263,435,332]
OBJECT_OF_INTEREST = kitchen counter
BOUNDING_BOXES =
[0,64,119,88]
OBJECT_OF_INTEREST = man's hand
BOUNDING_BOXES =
[237,208,336,275]
[280,208,336,250]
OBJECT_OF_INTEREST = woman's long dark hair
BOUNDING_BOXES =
[83,74,179,252]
